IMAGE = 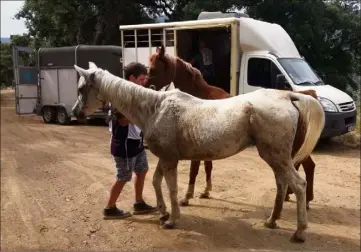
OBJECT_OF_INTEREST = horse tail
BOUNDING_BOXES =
[288,91,325,166]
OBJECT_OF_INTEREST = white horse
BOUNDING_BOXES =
[72,62,325,243]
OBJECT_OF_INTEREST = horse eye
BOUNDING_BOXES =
[149,68,156,75]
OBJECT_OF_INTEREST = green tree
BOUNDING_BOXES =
[0,43,13,89]
[15,0,156,46]
[0,33,35,89]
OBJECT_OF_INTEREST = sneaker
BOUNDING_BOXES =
[103,206,132,219]
[133,200,158,215]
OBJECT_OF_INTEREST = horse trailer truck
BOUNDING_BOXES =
[118,11,357,139]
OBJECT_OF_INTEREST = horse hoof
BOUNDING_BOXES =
[199,192,210,198]
[285,194,290,201]
[159,213,170,225]
[290,231,306,243]
[161,221,175,229]
[264,220,279,229]
[179,198,189,206]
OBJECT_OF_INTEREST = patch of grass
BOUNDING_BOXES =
[332,103,360,148]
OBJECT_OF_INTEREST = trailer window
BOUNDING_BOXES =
[247,58,281,89]
[122,29,174,48]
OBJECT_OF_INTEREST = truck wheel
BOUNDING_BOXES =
[42,107,56,123]
[56,107,71,125]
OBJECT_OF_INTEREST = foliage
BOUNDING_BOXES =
[0,33,37,88]
[15,0,156,46]
[5,0,361,95]
[0,43,13,88]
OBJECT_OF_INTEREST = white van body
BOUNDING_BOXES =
[119,13,357,138]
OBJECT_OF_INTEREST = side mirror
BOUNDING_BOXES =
[276,74,292,90]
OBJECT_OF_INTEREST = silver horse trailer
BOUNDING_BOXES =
[13,45,123,125]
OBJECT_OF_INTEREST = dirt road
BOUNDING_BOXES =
[1,89,360,251]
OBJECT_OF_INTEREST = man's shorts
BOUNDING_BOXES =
[113,150,149,182]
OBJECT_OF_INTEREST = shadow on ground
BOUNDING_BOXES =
[128,198,360,251]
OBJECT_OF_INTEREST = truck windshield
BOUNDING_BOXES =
[278,58,324,86]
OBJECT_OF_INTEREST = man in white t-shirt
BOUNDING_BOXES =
[190,39,214,83]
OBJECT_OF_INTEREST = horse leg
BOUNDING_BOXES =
[264,169,288,229]
[303,156,315,209]
[200,161,213,198]
[162,161,180,229]
[263,160,308,242]
[180,160,200,206]
[285,156,315,210]
[285,162,301,201]
[287,166,308,242]
[257,145,307,242]
[152,159,169,225]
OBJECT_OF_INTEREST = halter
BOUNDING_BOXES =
[77,80,105,110]
[147,54,176,91]
[149,83,171,91]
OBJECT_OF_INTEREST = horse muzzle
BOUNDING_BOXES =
[71,104,86,119]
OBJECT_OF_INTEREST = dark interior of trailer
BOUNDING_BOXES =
[176,27,232,93]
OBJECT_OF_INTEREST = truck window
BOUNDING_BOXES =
[247,58,281,89]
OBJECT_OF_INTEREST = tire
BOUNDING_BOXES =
[42,106,56,123]
[56,107,71,125]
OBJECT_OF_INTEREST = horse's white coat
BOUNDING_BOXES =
[72,62,325,243]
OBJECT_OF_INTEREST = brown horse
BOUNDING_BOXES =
[146,45,316,209]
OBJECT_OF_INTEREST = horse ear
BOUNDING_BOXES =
[157,45,165,58]
[74,65,88,77]
[89,62,98,69]
[160,45,165,57]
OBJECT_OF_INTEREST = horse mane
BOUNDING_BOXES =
[98,69,166,117]
[170,54,203,82]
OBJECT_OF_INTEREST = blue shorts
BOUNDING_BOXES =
[113,150,149,182]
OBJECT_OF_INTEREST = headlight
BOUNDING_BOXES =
[317,97,338,112]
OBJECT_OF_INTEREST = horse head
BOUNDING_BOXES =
[147,45,204,94]
[72,62,105,119]
[146,45,175,90]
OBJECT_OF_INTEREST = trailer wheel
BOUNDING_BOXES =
[42,107,56,123]
[56,107,71,125]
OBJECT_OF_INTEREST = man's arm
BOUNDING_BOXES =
[112,107,130,126]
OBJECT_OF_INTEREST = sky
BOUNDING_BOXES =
[1,1,28,37]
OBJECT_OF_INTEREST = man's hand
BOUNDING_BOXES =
[118,117,130,126]
[111,108,130,126]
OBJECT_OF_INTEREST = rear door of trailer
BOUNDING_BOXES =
[12,46,40,115]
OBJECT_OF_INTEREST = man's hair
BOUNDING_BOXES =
[124,62,147,80]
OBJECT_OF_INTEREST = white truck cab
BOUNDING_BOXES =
[119,11,357,138]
